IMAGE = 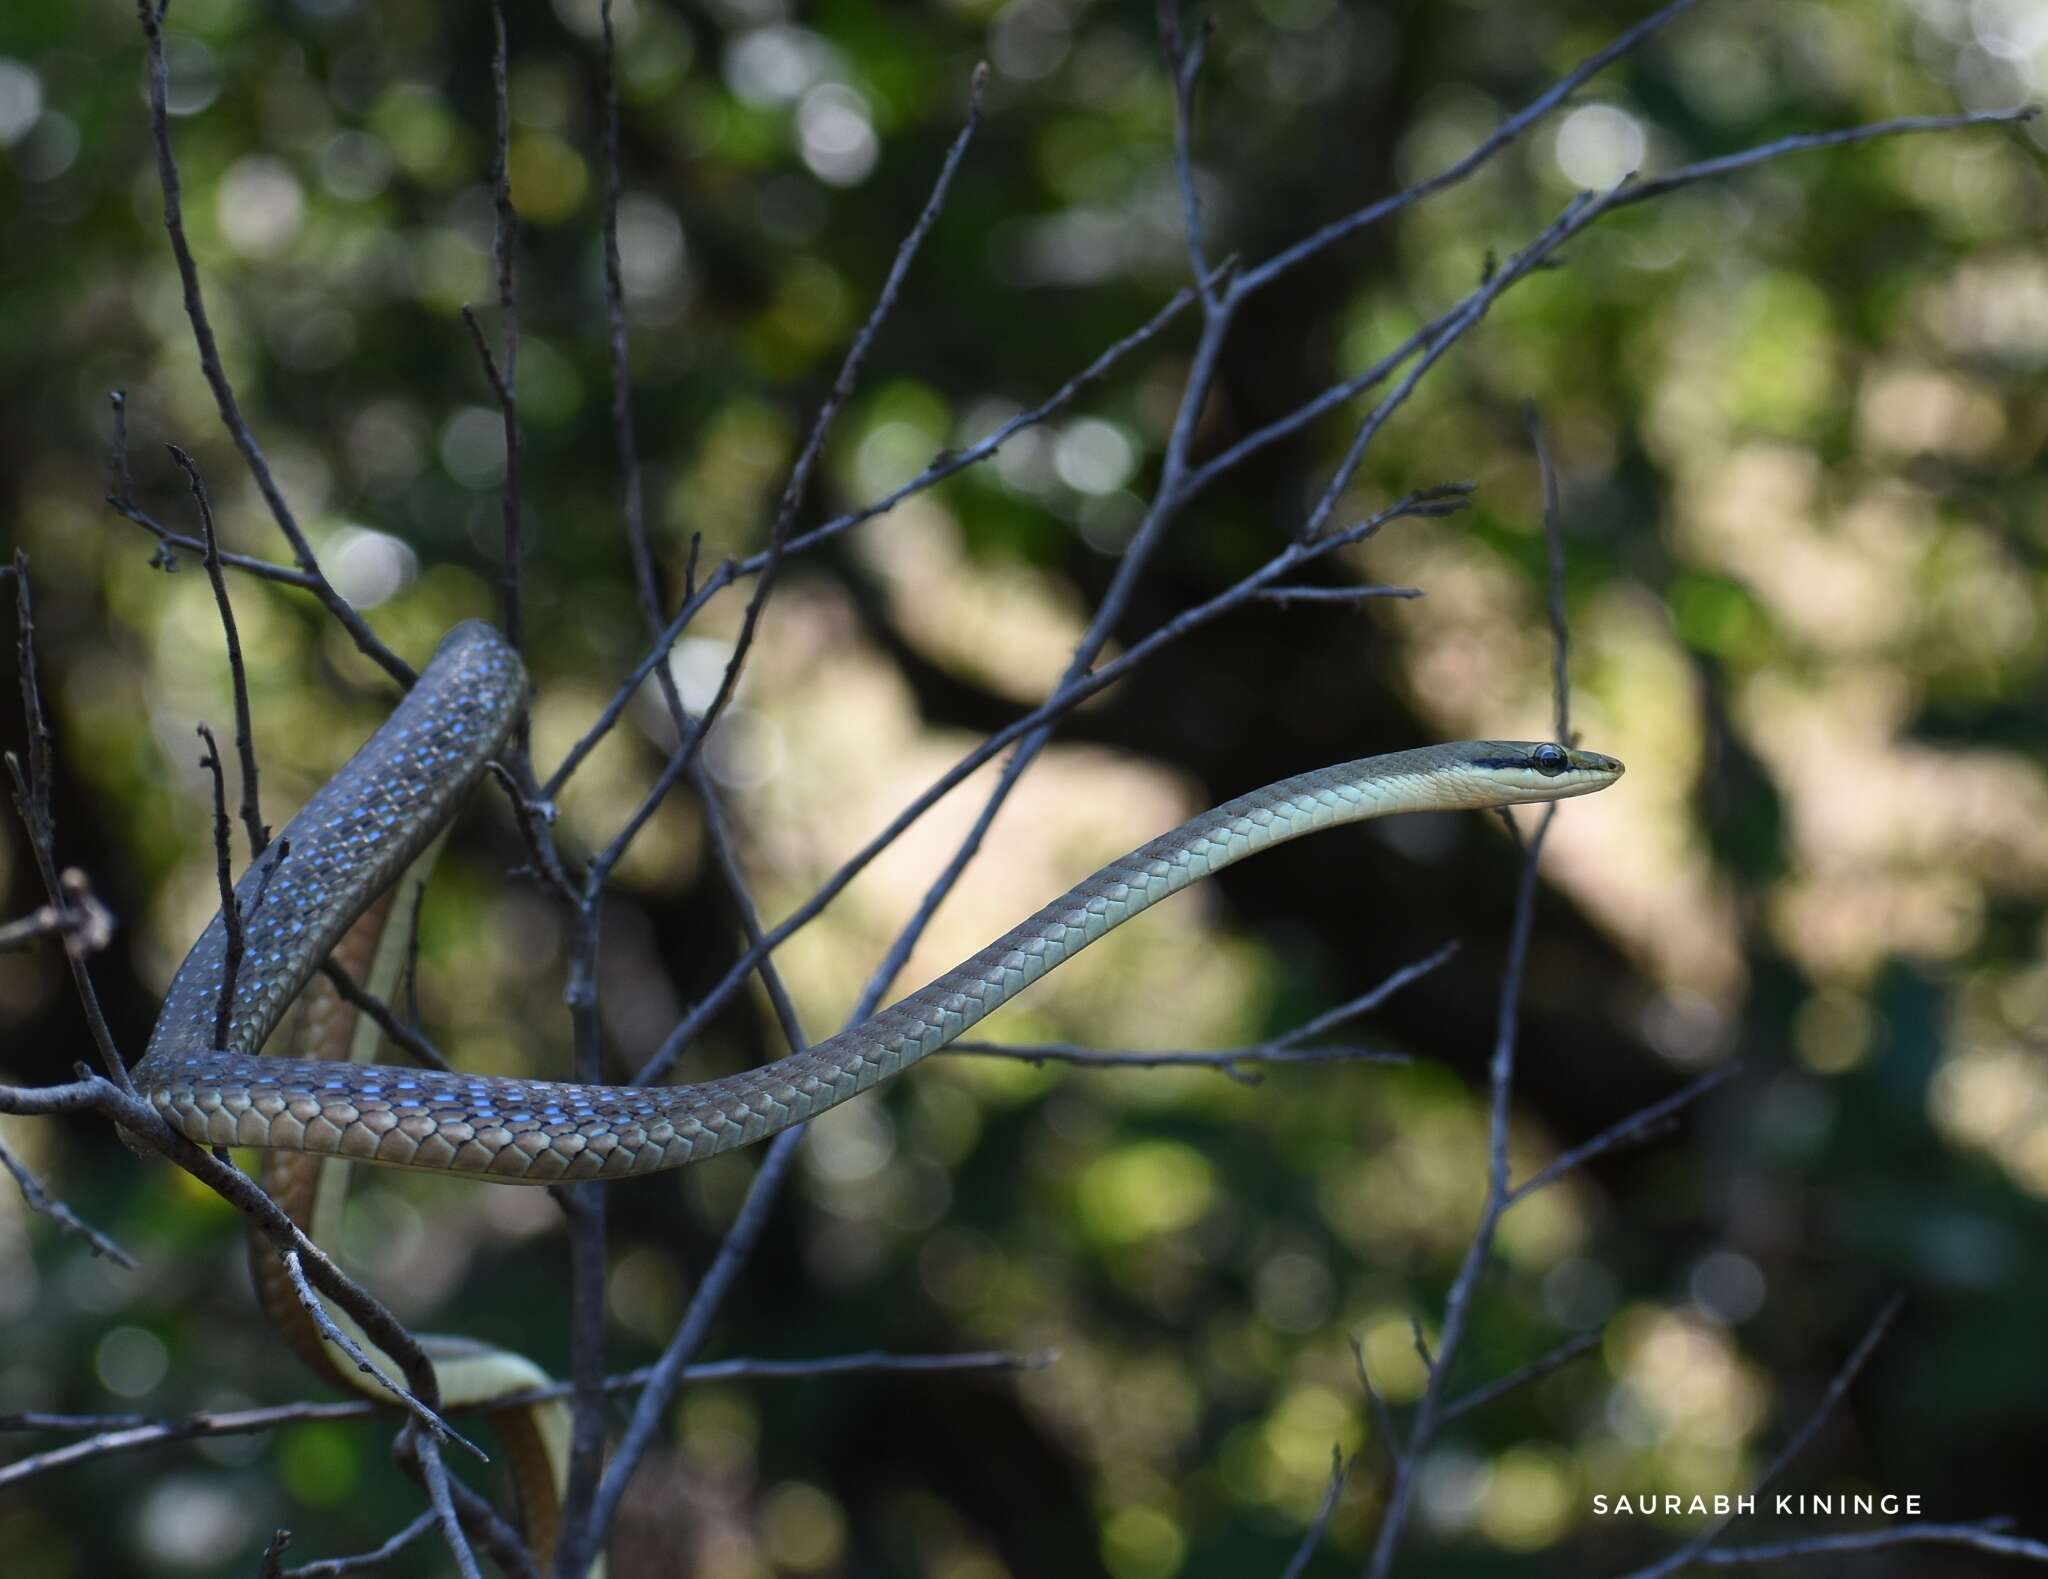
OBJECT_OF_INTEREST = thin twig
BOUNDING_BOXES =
[1252,584,1423,606]
[1238,0,1701,294]
[280,1511,437,1579]
[195,725,243,1050]
[1506,1064,1738,1205]
[132,2,410,686]
[408,1426,486,1579]
[1615,1296,1909,1579]
[1363,415,1587,1574]
[1158,0,1217,299]
[635,487,1467,1088]
[0,1071,459,1461]
[1527,405,1571,745]
[391,1429,542,1579]
[5,559,130,1089]
[280,1251,485,1463]
[1615,105,2041,210]
[1348,1334,1403,1461]
[0,1347,1050,1491]
[0,869,113,958]
[953,939,1454,1082]
[945,1040,1407,1083]
[1691,1521,2048,1568]
[558,56,997,1578]
[316,960,454,1073]
[487,0,522,654]
[1439,1328,1601,1426]
[169,444,267,854]
[1280,1447,1347,1579]
[1297,183,1627,544]
[0,1138,137,1267]
[539,275,1209,802]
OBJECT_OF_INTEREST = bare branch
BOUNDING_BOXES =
[952,940,1452,1081]
[281,1512,436,1579]
[1348,1334,1403,1461]
[0,1347,1049,1492]
[169,444,267,854]
[636,487,1467,1089]
[316,959,454,1073]
[1239,0,1699,294]
[1507,1065,1738,1206]
[1617,105,2040,210]
[0,868,114,958]
[5,558,130,1089]
[1691,1520,2048,1568]
[0,1138,136,1267]
[1439,1329,1601,1426]
[281,1251,485,1464]
[1158,0,1218,298]
[131,3,411,686]
[1362,459,1588,1573]
[539,276,1209,804]
[195,724,243,1050]
[1251,584,1423,606]
[468,0,520,655]
[945,1039,1407,1084]
[1280,1447,1347,1579]
[1527,405,1572,746]
[1614,1297,1908,1579]
[1298,183,1626,545]
[408,1427,485,1579]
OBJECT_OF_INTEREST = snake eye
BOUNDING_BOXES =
[1531,743,1567,777]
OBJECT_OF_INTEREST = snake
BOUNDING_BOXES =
[130,619,1621,1555]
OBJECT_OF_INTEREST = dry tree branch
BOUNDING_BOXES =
[1437,1329,1603,1427]
[5,558,130,1090]
[0,1345,1048,1493]
[1529,407,1572,746]
[1613,1298,1908,1579]
[16,6,2033,1573]
[951,941,1457,1083]
[633,484,1469,1092]
[1505,1064,1738,1206]
[0,1137,136,1268]
[477,273,1210,804]
[1691,1521,2048,1568]
[0,1070,465,1457]
[1361,399,1585,1578]
[0,868,113,958]
[279,1511,437,1579]
[1238,0,1702,294]
[315,959,455,1073]
[281,1251,486,1465]
[1281,1447,1349,1579]
[557,55,996,1577]
[946,1039,1408,1082]
[407,1425,486,1579]
[194,725,244,1050]
[132,0,408,685]
[169,445,267,855]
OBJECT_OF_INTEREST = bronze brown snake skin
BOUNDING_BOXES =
[136,621,1623,1182]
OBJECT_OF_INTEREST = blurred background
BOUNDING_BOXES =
[1,0,2045,1574]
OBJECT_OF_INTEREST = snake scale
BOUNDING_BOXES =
[136,621,1622,1178]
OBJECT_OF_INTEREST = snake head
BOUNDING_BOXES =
[1459,741,1625,804]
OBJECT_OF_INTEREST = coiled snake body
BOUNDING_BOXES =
[132,621,1620,1561]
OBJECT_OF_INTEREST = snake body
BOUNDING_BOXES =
[136,621,1623,1182]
